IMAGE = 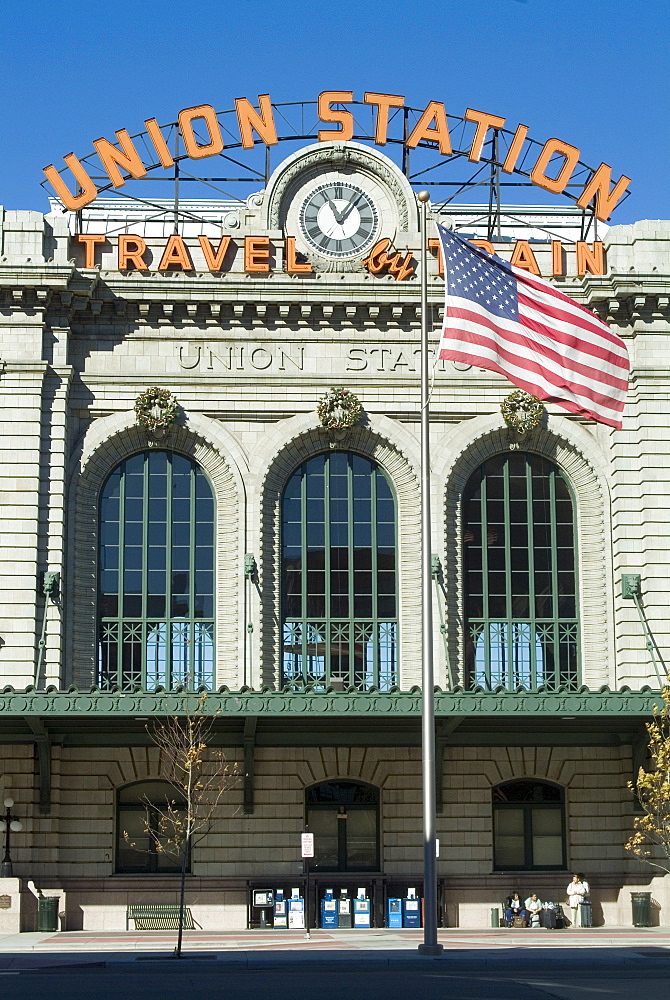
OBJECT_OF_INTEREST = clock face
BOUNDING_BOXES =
[298,180,379,259]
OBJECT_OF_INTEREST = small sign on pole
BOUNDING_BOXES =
[301,832,314,858]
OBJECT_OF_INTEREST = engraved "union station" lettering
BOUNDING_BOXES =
[178,345,305,371]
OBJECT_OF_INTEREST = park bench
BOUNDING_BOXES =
[126,903,197,930]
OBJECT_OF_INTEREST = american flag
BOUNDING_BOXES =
[436,224,629,428]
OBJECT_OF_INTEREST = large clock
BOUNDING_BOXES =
[298,179,379,259]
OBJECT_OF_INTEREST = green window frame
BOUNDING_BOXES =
[492,779,566,871]
[98,450,215,691]
[116,780,189,874]
[462,451,579,691]
[281,451,397,691]
[306,780,380,872]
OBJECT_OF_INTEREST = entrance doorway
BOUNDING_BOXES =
[306,780,379,871]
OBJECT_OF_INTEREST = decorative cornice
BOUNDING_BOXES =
[0,685,660,717]
[67,298,439,328]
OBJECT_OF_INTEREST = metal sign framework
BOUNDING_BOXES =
[43,100,626,242]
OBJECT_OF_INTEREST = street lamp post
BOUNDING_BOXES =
[417,190,443,956]
[0,798,22,878]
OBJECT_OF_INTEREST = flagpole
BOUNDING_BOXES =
[417,190,443,956]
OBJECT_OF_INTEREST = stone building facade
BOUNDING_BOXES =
[0,138,668,931]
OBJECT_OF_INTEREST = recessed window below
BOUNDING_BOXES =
[116,780,188,874]
[492,779,566,871]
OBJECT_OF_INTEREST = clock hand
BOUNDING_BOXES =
[337,191,363,225]
[324,194,345,225]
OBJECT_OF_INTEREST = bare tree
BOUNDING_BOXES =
[626,681,670,874]
[130,696,240,957]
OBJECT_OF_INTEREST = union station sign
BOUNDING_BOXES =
[44,91,631,279]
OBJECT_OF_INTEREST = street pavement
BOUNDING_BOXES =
[0,927,668,1000]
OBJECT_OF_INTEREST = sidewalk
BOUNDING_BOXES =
[0,926,669,968]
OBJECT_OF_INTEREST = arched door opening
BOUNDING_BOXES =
[306,780,380,872]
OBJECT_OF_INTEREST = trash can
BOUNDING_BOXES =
[490,907,500,928]
[631,891,652,927]
[37,895,60,932]
[579,900,592,927]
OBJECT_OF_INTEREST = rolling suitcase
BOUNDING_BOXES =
[541,905,557,929]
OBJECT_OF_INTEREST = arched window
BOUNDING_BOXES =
[306,780,380,872]
[116,780,188,873]
[492,779,566,871]
[462,452,578,691]
[281,451,397,690]
[98,450,215,691]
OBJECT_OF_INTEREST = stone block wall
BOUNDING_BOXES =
[2,740,662,929]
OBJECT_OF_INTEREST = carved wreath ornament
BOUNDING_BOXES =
[317,388,363,431]
[134,387,179,434]
[501,390,544,434]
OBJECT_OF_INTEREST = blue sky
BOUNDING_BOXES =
[1,0,666,223]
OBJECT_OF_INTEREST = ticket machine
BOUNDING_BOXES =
[273,889,287,928]
[387,897,402,929]
[288,888,305,929]
[402,888,421,928]
[338,889,352,929]
[353,887,371,928]
[320,888,338,929]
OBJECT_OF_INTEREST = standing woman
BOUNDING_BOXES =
[566,872,590,926]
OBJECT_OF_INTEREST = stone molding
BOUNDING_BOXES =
[66,411,245,688]
[257,416,422,689]
[436,413,615,689]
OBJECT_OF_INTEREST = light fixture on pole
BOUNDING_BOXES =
[0,798,22,878]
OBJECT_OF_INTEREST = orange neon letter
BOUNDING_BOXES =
[118,235,149,270]
[144,118,175,168]
[285,237,312,274]
[427,238,444,276]
[406,101,452,155]
[464,109,506,163]
[178,105,224,159]
[364,92,405,144]
[552,241,564,276]
[197,235,231,272]
[510,241,541,275]
[158,235,194,271]
[43,154,98,211]
[501,124,529,173]
[469,238,495,255]
[318,91,354,142]
[576,241,605,277]
[530,138,581,195]
[244,237,270,273]
[93,129,147,188]
[235,94,278,149]
[576,163,632,222]
[77,234,106,268]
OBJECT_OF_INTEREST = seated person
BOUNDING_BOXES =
[504,891,528,926]
[524,893,543,926]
